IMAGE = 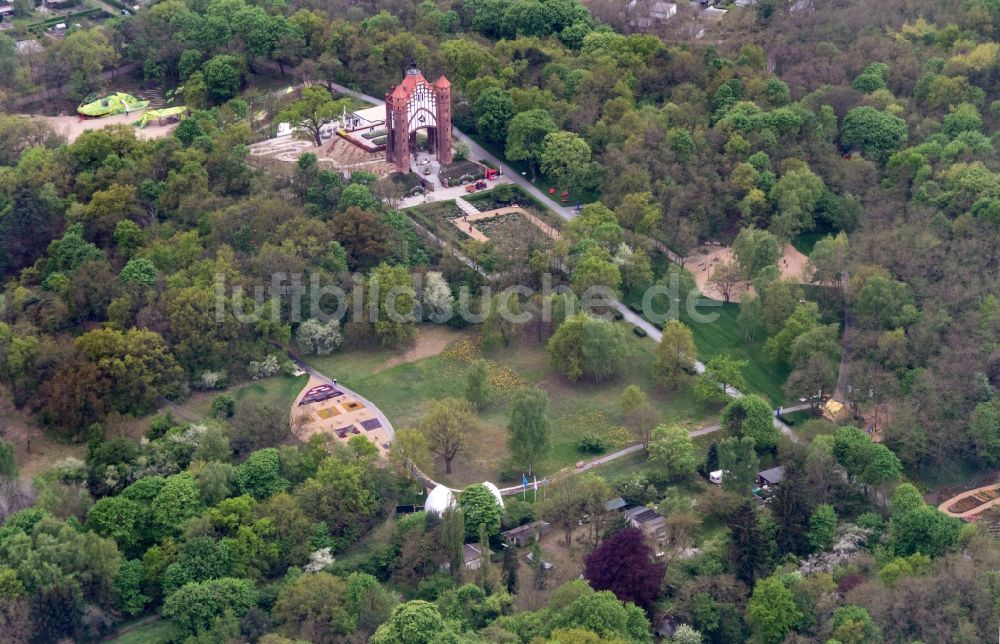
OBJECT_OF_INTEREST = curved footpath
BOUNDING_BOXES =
[938,483,1000,519]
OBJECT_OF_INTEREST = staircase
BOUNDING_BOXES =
[134,88,165,109]
[455,197,480,217]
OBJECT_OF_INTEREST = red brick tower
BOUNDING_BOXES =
[433,75,453,165]
[384,84,410,174]
[383,65,453,174]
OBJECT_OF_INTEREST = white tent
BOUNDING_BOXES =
[425,484,456,515]
[482,481,505,511]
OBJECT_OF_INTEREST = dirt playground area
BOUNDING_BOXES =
[686,243,809,300]
[291,377,392,454]
[23,111,179,144]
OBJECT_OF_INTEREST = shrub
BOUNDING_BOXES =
[578,432,606,454]
[211,394,235,419]
[633,326,647,337]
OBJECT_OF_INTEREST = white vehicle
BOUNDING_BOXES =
[709,470,723,485]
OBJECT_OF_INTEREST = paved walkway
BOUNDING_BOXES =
[938,483,1000,518]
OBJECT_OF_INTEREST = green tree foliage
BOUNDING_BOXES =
[570,247,622,296]
[458,483,502,539]
[851,62,889,93]
[473,87,514,144]
[727,500,767,586]
[648,424,699,481]
[0,439,15,479]
[768,165,825,242]
[152,474,204,535]
[732,227,780,281]
[722,395,779,453]
[653,320,696,389]
[841,106,908,161]
[162,577,257,636]
[465,359,492,409]
[507,387,551,474]
[235,448,291,500]
[417,397,477,475]
[832,426,902,488]
[540,131,593,191]
[746,575,801,644]
[506,109,557,178]
[201,55,245,103]
[279,86,351,146]
[806,504,837,552]
[114,559,150,616]
[295,454,382,551]
[547,313,626,382]
[718,436,759,495]
[370,600,457,644]
[887,483,961,558]
[538,475,609,546]
[695,355,749,404]
[366,263,417,348]
[119,257,158,286]
[831,604,881,644]
[273,572,354,642]
[971,401,1000,466]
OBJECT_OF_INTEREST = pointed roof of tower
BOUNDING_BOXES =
[433,75,451,89]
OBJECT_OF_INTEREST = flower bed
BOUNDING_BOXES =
[949,496,985,514]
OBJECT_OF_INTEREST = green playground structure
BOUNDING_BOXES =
[133,106,190,128]
[77,92,150,117]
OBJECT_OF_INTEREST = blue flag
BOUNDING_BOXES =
[522,474,529,490]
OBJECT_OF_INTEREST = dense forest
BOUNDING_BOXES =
[1,0,1000,641]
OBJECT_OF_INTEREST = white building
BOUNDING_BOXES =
[627,0,677,28]
[424,484,456,515]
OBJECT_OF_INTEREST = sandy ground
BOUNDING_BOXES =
[0,396,84,480]
[381,325,465,370]
[22,111,178,143]
[686,244,809,301]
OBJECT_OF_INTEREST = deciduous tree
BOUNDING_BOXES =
[653,320,696,390]
[279,86,351,146]
[418,398,477,475]
[648,424,698,481]
[507,387,551,475]
[584,527,665,614]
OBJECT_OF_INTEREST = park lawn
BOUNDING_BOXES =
[234,373,310,409]
[480,332,715,481]
[109,618,183,644]
[301,327,716,487]
[679,302,790,406]
[792,231,826,256]
[620,289,791,405]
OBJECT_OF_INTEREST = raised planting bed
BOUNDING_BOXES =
[949,496,985,514]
